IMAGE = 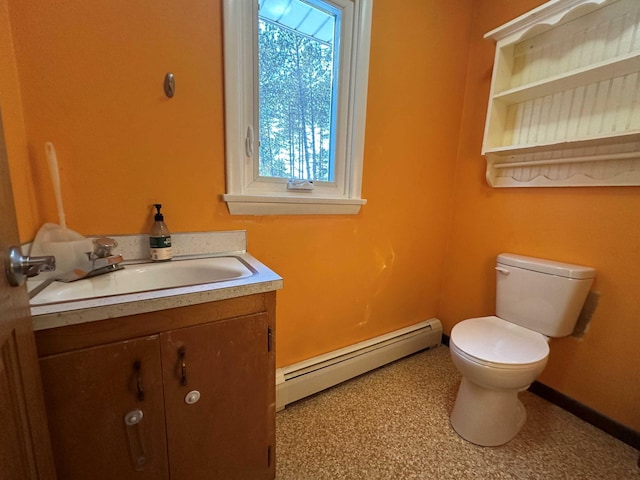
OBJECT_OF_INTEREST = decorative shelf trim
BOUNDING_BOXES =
[486,162,640,187]
[485,0,610,43]
[486,140,640,187]
[491,151,640,169]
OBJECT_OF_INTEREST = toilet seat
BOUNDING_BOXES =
[451,316,549,368]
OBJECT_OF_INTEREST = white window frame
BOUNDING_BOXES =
[222,0,372,215]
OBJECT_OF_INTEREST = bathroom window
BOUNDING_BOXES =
[222,0,373,215]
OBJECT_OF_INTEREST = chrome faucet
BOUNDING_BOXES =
[56,237,124,282]
[88,237,124,272]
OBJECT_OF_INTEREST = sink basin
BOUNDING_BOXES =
[29,256,255,305]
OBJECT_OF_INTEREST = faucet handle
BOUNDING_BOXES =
[93,237,118,258]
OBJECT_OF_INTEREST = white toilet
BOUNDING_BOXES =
[449,253,595,446]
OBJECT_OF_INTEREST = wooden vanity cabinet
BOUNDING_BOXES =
[35,292,276,480]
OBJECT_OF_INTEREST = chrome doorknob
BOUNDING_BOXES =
[5,246,56,286]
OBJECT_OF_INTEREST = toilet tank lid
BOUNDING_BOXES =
[497,253,596,279]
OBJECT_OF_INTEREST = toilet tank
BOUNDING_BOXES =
[495,254,596,337]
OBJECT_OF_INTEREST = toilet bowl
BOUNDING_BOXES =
[449,316,549,446]
[448,253,595,446]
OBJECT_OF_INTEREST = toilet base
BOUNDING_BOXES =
[450,377,527,446]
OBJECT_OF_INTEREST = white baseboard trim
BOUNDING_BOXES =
[276,319,443,411]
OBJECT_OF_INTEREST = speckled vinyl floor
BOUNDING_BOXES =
[276,345,639,479]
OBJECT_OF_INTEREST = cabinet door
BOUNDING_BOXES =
[161,313,274,480]
[39,335,170,480]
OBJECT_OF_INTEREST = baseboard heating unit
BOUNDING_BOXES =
[276,318,442,411]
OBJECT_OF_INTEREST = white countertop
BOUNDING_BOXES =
[29,231,283,331]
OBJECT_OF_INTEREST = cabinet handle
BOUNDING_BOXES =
[133,361,145,401]
[124,409,147,471]
[178,347,187,386]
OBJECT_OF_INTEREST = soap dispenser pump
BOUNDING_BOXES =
[149,203,172,261]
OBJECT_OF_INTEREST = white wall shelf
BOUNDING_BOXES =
[482,0,640,187]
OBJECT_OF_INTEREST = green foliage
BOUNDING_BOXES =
[258,19,335,182]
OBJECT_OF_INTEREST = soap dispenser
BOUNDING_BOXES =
[149,203,172,261]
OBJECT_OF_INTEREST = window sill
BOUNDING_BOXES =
[222,194,366,215]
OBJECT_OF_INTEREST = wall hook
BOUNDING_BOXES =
[164,72,175,98]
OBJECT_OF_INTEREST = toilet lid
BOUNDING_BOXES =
[451,316,549,365]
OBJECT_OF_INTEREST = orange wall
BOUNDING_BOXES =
[3,1,472,367]
[439,0,640,430]
[5,0,638,433]
[0,0,38,236]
